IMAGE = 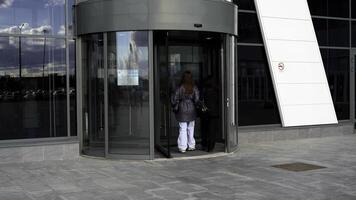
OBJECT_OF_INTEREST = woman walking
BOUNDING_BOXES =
[172,71,200,153]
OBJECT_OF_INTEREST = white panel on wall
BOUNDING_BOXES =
[254,0,338,127]
[271,62,327,84]
[257,0,310,19]
[262,18,316,41]
[278,84,332,105]
[282,104,337,126]
[268,41,321,62]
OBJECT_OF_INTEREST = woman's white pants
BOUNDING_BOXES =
[178,121,196,150]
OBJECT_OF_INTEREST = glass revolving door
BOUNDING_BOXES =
[153,31,237,158]
[82,34,105,157]
[81,31,151,159]
[79,30,237,159]
[107,32,150,157]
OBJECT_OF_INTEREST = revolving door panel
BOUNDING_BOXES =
[154,31,227,157]
[82,34,105,157]
[81,32,151,159]
[107,32,150,157]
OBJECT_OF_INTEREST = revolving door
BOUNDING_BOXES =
[75,0,238,159]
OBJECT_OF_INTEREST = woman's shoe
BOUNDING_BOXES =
[187,147,195,151]
[179,149,186,153]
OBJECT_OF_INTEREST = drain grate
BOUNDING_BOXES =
[271,162,326,172]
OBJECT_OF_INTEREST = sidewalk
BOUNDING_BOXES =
[0,135,355,200]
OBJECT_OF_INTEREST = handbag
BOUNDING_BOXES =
[172,103,179,113]
[196,100,209,115]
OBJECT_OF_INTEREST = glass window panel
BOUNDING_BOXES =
[21,37,67,137]
[169,46,193,63]
[312,18,328,46]
[238,45,281,126]
[107,31,150,155]
[238,13,263,44]
[328,20,349,47]
[0,37,19,77]
[69,40,76,136]
[307,0,327,16]
[353,0,356,18]
[49,39,67,136]
[0,36,20,139]
[327,0,349,18]
[308,0,349,18]
[67,0,75,36]
[0,0,65,35]
[0,36,67,140]
[321,49,350,120]
[354,52,356,119]
[313,18,350,47]
[82,34,105,156]
[352,21,356,47]
[233,0,255,10]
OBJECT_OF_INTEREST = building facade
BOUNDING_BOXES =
[0,0,355,161]
[0,0,78,161]
[237,0,356,142]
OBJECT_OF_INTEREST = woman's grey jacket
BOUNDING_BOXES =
[171,85,200,122]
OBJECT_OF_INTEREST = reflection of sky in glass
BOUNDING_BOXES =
[0,0,65,35]
[67,0,74,35]
[0,37,66,77]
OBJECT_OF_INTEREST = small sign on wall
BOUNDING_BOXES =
[117,69,139,86]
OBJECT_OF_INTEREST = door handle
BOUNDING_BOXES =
[163,105,167,137]
[226,97,236,127]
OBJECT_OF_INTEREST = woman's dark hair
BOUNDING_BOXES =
[180,70,194,94]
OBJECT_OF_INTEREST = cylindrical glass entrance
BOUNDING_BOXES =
[75,0,238,160]
[79,31,237,159]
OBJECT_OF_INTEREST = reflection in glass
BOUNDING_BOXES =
[69,40,76,136]
[107,31,150,155]
[82,34,105,156]
[0,0,65,35]
[0,36,67,139]
[321,49,350,120]
[153,31,224,156]
[238,45,281,126]
[67,0,75,35]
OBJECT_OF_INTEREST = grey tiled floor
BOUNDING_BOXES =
[1,135,356,200]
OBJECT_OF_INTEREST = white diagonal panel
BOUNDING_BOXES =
[254,0,338,127]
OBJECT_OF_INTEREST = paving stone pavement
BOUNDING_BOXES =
[0,135,355,200]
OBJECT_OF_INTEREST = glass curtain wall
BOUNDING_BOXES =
[236,0,280,126]
[235,0,354,126]
[0,0,76,140]
[309,0,351,120]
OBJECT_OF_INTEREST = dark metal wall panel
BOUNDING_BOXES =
[76,0,237,35]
